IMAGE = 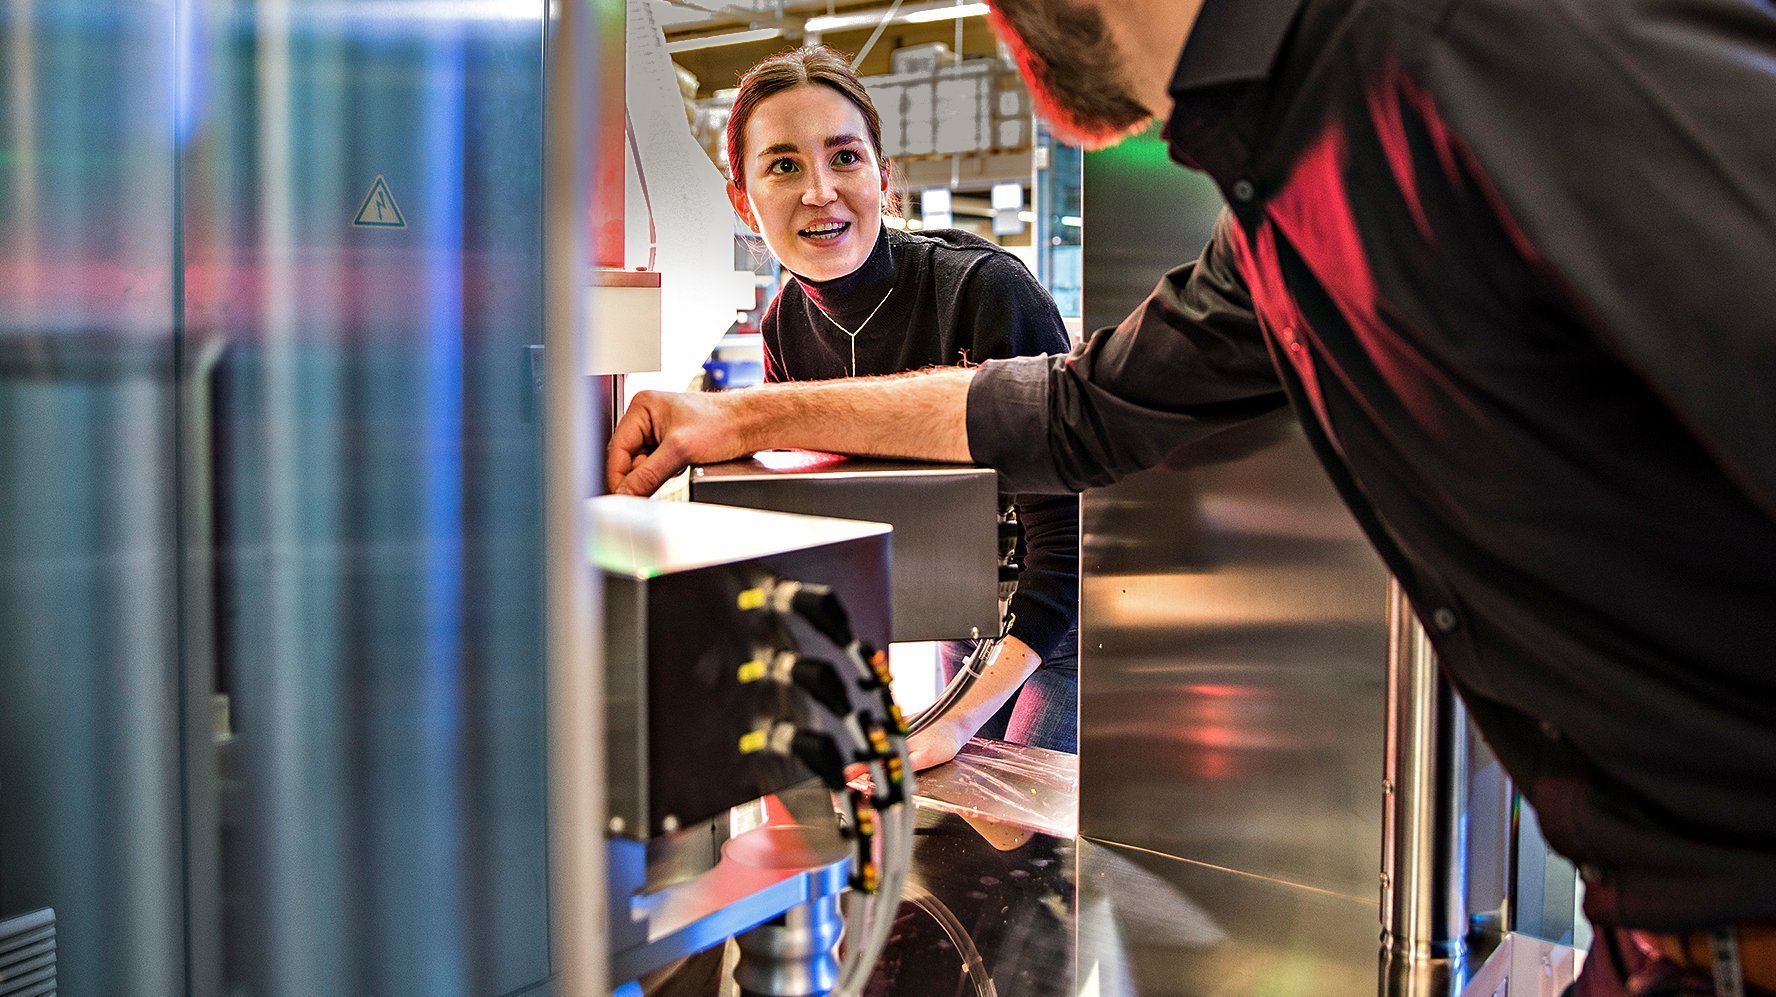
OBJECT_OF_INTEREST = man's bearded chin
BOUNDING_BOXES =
[986,5,1154,150]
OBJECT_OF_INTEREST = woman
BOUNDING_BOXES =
[724,45,1079,770]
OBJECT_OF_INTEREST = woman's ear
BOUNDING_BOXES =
[727,182,757,231]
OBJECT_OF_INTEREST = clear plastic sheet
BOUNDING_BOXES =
[911,738,1078,841]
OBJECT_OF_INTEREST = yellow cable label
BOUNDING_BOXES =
[736,588,766,611]
[737,659,766,683]
[738,729,768,754]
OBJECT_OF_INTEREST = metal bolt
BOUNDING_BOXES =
[608,816,626,835]
[662,815,680,833]
[1382,779,1394,794]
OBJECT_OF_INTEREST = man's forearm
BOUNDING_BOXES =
[608,366,978,495]
[739,367,975,462]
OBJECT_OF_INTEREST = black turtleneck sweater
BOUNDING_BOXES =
[762,228,1079,663]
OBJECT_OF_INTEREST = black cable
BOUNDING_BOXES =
[790,657,854,718]
[789,730,851,791]
[788,583,855,649]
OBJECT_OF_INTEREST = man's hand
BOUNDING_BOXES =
[607,390,750,496]
[606,370,978,496]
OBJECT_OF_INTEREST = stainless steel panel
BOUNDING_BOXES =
[0,5,186,994]
[690,455,1001,642]
[1078,126,1393,903]
[1077,412,1391,897]
[1078,838,1380,997]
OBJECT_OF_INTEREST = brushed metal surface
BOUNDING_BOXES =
[691,455,1000,642]
[1077,412,1392,899]
[1077,838,1381,997]
[1078,127,1393,903]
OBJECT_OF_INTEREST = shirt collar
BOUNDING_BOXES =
[1162,0,1308,180]
[1168,0,1307,95]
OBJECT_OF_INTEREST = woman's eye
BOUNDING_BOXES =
[833,149,861,166]
[768,159,797,175]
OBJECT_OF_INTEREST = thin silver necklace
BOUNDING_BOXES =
[807,284,894,377]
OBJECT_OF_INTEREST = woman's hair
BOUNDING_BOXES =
[726,45,894,208]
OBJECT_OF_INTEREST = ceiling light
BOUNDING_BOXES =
[901,2,989,23]
[805,0,987,34]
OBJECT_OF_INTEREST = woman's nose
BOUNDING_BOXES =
[801,166,837,205]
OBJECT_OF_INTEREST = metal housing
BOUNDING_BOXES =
[690,455,999,642]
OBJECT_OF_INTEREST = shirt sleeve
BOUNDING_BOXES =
[967,213,1289,495]
[957,251,1079,660]
[1430,0,1776,517]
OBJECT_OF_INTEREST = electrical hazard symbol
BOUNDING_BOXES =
[353,175,407,229]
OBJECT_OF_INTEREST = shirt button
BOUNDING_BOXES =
[1231,178,1256,202]
[1430,607,1458,632]
[1539,719,1563,741]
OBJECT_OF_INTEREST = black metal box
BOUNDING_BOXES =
[590,497,892,840]
[690,453,1000,642]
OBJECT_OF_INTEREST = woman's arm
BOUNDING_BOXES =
[906,635,1044,771]
[898,252,1079,771]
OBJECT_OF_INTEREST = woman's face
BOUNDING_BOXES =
[729,83,888,282]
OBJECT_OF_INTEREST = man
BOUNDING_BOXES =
[610,0,1776,992]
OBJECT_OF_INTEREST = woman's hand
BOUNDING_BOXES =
[905,714,977,772]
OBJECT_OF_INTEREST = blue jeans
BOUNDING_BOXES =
[939,628,1078,754]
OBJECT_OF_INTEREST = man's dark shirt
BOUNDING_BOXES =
[968,0,1776,927]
